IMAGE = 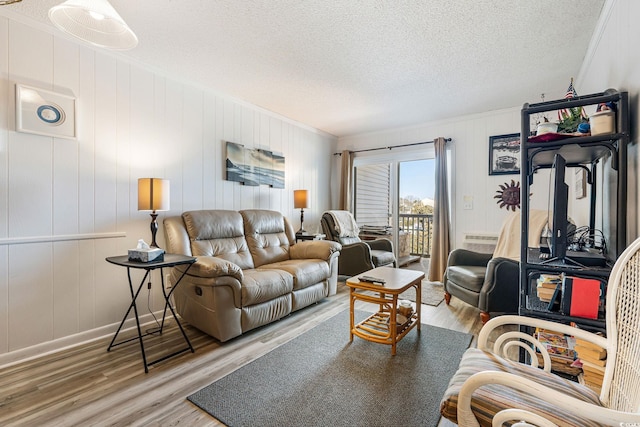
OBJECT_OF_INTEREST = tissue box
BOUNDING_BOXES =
[128,247,165,262]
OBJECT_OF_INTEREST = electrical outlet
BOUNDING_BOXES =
[463,195,473,210]
[165,273,172,290]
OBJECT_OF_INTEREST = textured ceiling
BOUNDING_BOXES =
[3,0,606,137]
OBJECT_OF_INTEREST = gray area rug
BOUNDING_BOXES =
[399,280,445,306]
[188,309,472,427]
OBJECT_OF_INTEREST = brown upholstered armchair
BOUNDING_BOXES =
[320,210,396,277]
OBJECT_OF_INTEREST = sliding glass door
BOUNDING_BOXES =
[398,159,435,262]
[353,147,435,265]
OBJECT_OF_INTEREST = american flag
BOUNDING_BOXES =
[565,78,578,99]
[558,78,588,121]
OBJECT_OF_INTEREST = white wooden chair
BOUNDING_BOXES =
[440,236,640,426]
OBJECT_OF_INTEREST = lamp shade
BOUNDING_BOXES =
[49,0,138,50]
[138,178,170,212]
[294,190,308,209]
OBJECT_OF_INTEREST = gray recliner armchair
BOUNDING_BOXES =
[443,250,519,324]
[321,210,396,277]
[443,210,549,323]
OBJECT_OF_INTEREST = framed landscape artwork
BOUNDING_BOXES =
[225,141,285,188]
[489,133,520,175]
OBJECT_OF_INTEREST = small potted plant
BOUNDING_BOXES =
[556,78,589,134]
[557,106,588,133]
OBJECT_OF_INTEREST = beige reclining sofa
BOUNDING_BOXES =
[163,209,341,342]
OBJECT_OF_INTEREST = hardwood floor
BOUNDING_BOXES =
[0,260,483,427]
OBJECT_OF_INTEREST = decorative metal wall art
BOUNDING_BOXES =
[494,180,521,211]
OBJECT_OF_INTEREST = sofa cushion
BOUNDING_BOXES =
[241,209,293,267]
[440,348,604,427]
[262,259,330,291]
[241,269,294,306]
[446,265,486,292]
[183,210,254,270]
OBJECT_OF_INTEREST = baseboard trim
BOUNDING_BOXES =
[0,311,171,369]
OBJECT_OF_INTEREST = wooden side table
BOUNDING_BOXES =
[346,267,424,355]
[106,254,197,373]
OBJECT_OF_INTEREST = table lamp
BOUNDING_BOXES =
[138,178,170,248]
[294,189,308,235]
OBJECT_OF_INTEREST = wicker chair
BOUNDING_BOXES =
[440,236,640,426]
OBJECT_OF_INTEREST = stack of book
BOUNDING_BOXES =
[536,274,562,302]
[534,328,581,376]
[536,329,577,360]
[574,336,606,392]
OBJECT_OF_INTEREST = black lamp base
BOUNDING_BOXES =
[296,208,306,235]
[149,212,160,248]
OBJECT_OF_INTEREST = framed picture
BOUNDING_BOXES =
[489,133,520,175]
[575,168,587,199]
[225,141,285,188]
[16,84,76,139]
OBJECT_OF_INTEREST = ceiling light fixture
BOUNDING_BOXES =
[48,0,138,50]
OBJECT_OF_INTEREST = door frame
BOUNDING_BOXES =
[352,145,436,259]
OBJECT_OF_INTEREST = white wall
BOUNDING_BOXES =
[338,107,538,249]
[0,17,336,362]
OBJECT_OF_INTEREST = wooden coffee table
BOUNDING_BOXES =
[346,267,425,355]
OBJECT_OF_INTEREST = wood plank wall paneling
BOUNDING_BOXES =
[0,17,337,360]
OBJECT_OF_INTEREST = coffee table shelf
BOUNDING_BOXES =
[356,310,417,337]
[346,267,424,355]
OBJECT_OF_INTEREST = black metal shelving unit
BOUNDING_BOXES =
[519,89,629,331]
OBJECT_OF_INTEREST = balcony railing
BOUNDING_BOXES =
[399,213,433,258]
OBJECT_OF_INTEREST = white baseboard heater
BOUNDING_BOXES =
[462,233,499,254]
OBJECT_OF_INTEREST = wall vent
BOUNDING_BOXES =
[462,233,499,254]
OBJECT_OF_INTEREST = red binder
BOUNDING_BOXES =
[561,276,602,319]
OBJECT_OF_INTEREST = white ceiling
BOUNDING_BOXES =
[4,0,606,137]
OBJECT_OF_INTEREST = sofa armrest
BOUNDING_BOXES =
[337,242,376,277]
[478,257,520,314]
[366,237,393,252]
[290,240,341,262]
[447,248,493,267]
[180,256,244,281]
